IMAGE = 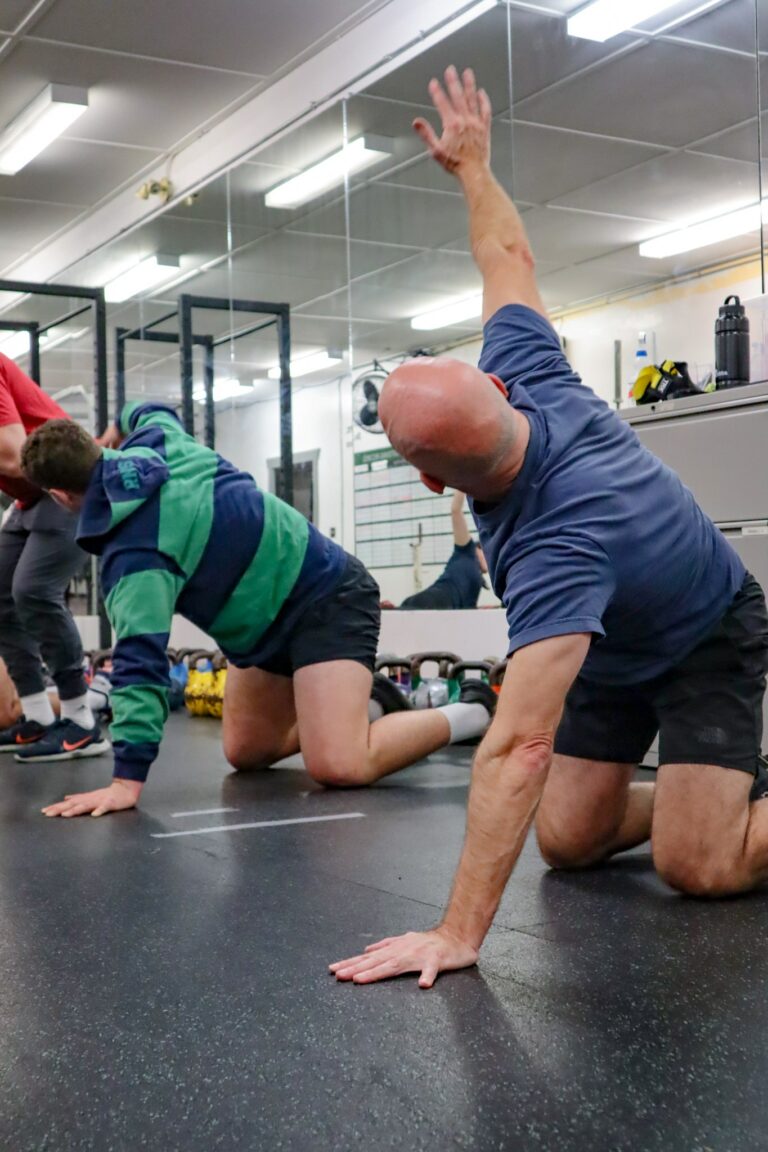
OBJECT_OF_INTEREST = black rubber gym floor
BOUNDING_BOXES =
[0,713,765,1151]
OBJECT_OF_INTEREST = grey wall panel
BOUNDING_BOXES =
[630,402,768,525]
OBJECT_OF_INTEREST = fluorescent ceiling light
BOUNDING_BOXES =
[639,201,766,259]
[267,350,344,379]
[0,330,31,359]
[104,254,181,303]
[193,378,253,403]
[0,84,88,175]
[568,0,680,42]
[265,135,393,209]
[411,293,483,330]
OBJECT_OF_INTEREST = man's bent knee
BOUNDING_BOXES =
[654,846,738,897]
[305,753,372,788]
[223,736,277,773]
[537,827,612,871]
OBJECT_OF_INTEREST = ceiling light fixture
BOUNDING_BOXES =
[193,378,253,404]
[0,84,89,175]
[267,350,344,379]
[639,201,766,259]
[265,135,394,209]
[567,0,681,42]
[410,293,483,330]
[104,254,181,303]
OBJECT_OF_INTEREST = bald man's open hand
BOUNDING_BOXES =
[413,65,492,176]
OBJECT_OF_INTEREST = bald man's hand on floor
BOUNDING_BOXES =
[330,927,478,989]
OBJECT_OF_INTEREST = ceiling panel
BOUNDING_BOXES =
[31,0,386,75]
[0,200,85,264]
[381,121,666,206]
[520,206,662,266]
[667,0,758,54]
[293,183,471,249]
[691,118,762,163]
[0,139,161,206]
[553,151,759,223]
[514,39,756,147]
[0,0,32,28]
[1,40,258,150]
[538,262,664,310]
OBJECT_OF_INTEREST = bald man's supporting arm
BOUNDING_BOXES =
[330,633,590,987]
[413,66,547,323]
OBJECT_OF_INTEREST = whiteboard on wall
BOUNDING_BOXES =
[354,446,473,570]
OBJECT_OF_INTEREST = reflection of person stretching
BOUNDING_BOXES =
[400,492,486,610]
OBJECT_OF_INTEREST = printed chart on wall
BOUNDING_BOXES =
[354,446,473,569]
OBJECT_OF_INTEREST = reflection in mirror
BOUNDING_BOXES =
[340,0,761,603]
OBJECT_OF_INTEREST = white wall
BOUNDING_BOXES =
[553,260,763,404]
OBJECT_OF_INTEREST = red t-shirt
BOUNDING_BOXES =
[0,353,70,504]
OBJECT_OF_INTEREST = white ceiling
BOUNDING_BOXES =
[1,0,767,415]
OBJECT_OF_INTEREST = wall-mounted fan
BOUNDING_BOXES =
[352,366,388,435]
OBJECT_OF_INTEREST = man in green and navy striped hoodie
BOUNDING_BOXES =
[20,402,494,817]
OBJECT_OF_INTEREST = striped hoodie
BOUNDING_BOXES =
[76,402,347,782]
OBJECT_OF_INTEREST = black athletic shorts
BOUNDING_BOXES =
[258,554,380,678]
[554,573,768,776]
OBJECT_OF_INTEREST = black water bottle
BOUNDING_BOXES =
[715,295,750,389]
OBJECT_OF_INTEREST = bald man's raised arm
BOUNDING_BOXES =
[413,66,547,324]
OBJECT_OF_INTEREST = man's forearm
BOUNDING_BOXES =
[458,162,534,278]
[440,738,551,949]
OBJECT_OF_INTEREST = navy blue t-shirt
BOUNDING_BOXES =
[472,305,744,684]
[433,540,484,608]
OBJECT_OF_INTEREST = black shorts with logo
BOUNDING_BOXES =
[554,573,768,775]
[258,554,380,678]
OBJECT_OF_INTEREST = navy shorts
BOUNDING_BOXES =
[258,554,380,678]
[554,573,768,775]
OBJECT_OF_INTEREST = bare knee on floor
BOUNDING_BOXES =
[304,751,372,788]
[223,735,280,773]
[653,842,739,897]
[537,825,613,871]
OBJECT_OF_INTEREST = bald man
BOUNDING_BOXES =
[331,67,768,989]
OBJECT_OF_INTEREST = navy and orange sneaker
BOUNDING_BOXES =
[0,718,51,752]
[13,719,110,763]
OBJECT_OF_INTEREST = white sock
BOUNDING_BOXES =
[368,699,384,723]
[21,691,56,727]
[440,702,491,744]
[60,694,95,729]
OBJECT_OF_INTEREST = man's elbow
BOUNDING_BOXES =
[474,236,536,277]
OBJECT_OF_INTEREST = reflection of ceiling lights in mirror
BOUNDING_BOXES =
[104,255,181,302]
[410,294,483,330]
[0,84,88,174]
[193,378,253,404]
[567,0,681,42]
[267,350,344,379]
[264,136,394,209]
[0,330,31,359]
[639,201,767,259]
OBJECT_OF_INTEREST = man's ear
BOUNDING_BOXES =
[488,373,508,397]
[419,472,445,495]
[48,488,79,512]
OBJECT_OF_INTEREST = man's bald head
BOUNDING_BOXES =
[379,357,519,499]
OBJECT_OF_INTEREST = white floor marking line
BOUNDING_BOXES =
[170,807,239,818]
[152,812,366,839]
